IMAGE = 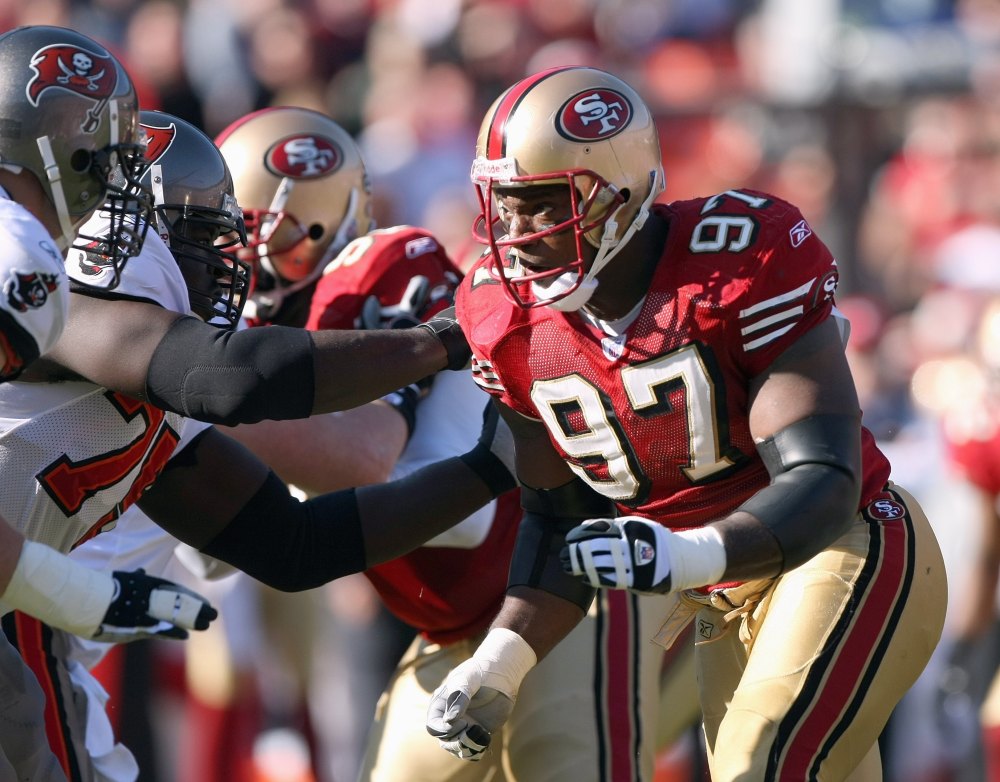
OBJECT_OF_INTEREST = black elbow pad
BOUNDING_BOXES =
[507,479,615,611]
[146,316,315,425]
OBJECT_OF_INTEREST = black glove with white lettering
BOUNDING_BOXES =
[93,569,218,642]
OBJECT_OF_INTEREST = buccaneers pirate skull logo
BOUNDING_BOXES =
[26,43,118,133]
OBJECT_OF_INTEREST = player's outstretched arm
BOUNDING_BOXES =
[37,293,467,426]
[136,401,516,592]
[0,520,216,642]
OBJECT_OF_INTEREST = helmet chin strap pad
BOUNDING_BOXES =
[534,272,598,312]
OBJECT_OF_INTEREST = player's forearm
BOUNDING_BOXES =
[310,327,448,413]
[491,587,585,662]
[199,453,508,591]
[225,404,408,495]
[356,457,499,565]
[145,317,453,426]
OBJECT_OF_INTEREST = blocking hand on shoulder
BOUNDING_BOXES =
[426,628,536,761]
[561,516,727,594]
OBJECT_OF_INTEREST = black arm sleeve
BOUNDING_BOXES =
[737,413,862,573]
[508,478,616,610]
[200,470,366,591]
[145,316,315,426]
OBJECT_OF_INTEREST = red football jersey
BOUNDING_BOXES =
[944,399,1000,495]
[458,190,891,528]
[365,491,521,645]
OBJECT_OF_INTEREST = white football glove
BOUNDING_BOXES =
[358,275,433,330]
[561,517,727,594]
[426,629,535,761]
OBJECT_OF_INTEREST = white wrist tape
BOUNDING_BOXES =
[1,541,114,637]
[473,628,537,700]
[664,526,727,591]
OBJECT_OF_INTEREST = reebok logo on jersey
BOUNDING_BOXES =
[789,219,812,247]
[405,236,438,259]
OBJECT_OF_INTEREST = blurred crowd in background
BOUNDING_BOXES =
[8,1,1000,781]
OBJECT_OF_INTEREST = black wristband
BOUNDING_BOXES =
[459,442,517,497]
[417,307,470,371]
[379,383,421,439]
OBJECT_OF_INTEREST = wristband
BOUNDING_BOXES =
[1,540,114,637]
[378,383,421,439]
[473,628,537,699]
[666,526,727,591]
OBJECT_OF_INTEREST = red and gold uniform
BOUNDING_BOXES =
[313,226,675,782]
[459,191,947,781]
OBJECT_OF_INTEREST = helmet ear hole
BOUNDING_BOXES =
[70,149,92,173]
[619,188,631,204]
[308,223,324,241]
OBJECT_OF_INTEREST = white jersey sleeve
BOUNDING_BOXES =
[0,197,69,376]
[392,369,498,549]
[66,215,192,315]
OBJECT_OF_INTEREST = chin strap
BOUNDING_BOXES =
[36,135,76,250]
[543,167,665,314]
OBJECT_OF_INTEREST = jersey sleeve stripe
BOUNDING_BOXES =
[738,278,815,318]
[471,358,505,392]
[740,306,804,336]
[743,323,797,352]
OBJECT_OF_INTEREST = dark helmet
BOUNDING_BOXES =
[0,25,153,287]
[139,110,249,328]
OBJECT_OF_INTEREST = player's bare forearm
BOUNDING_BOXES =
[225,403,407,495]
[490,586,585,661]
[310,327,447,413]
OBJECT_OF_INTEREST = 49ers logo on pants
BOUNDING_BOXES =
[866,498,905,521]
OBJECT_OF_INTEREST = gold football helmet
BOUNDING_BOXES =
[471,66,664,310]
[215,107,372,290]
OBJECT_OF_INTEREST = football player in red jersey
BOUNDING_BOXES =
[425,65,949,781]
[215,106,677,782]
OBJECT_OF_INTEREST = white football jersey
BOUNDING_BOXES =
[0,221,208,553]
[0,191,70,377]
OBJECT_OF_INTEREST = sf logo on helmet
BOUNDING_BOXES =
[4,269,61,313]
[557,88,633,141]
[26,44,118,133]
[266,135,342,179]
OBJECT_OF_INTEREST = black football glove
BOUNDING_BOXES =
[92,568,218,642]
